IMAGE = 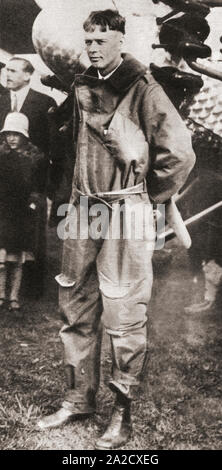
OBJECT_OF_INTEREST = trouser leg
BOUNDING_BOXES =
[0,263,6,301]
[57,228,103,413]
[9,262,23,302]
[100,276,152,399]
[97,196,155,399]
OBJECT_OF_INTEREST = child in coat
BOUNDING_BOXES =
[0,112,45,312]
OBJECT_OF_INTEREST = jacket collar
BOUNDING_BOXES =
[83,53,148,93]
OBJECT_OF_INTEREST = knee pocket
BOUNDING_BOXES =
[98,272,131,299]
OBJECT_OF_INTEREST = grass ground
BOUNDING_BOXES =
[0,229,221,450]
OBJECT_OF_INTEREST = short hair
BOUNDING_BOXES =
[9,57,34,75]
[83,9,126,35]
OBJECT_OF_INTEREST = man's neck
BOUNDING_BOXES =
[98,58,123,80]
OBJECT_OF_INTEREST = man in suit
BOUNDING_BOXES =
[0,56,57,161]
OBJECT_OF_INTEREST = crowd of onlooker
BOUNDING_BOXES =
[0,56,64,313]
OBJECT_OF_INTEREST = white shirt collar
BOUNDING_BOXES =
[97,58,123,80]
[10,84,30,112]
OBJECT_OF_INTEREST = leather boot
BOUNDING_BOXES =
[185,261,222,313]
[36,406,93,431]
[95,394,132,450]
[36,366,95,431]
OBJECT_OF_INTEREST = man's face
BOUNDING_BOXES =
[6,60,30,91]
[84,26,123,76]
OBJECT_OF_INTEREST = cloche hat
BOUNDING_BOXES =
[0,112,29,138]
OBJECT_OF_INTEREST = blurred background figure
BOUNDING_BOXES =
[0,56,64,297]
[0,112,45,314]
[150,0,222,314]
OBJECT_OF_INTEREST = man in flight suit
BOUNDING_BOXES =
[37,9,195,449]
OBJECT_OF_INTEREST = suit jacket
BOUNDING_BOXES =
[0,88,57,156]
[0,84,7,96]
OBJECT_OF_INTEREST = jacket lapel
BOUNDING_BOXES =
[0,91,11,113]
[20,89,36,114]
[0,91,11,128]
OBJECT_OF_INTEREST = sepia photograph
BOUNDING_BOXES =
[0,0,221,458]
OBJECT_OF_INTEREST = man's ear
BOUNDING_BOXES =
[24,72,32,84]
[119,34,125,51]
[120,34,125,45]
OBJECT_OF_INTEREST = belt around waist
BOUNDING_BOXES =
[74,181,147,209]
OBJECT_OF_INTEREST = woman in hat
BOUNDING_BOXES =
[0,112,45,313]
